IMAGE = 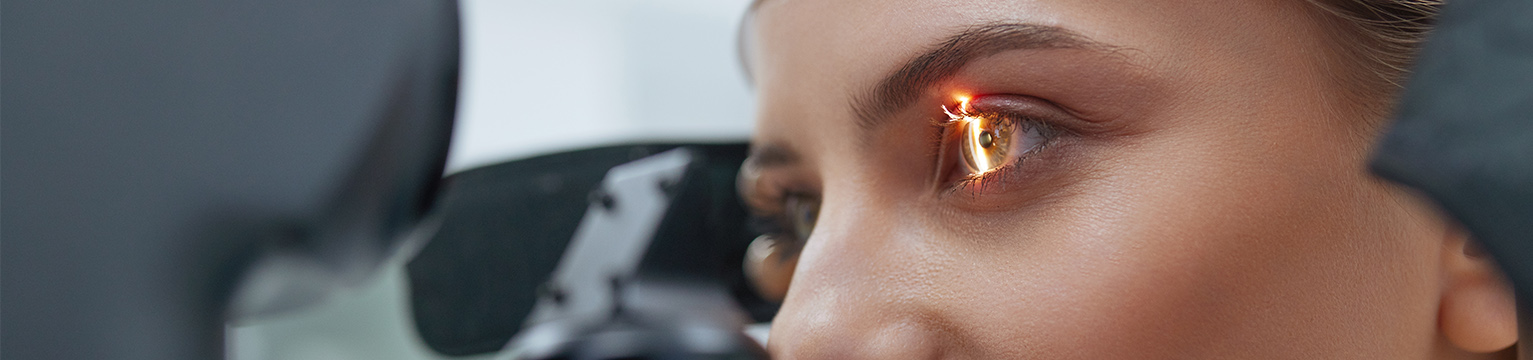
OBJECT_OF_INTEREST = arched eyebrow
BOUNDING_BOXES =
[850,22,1117,133]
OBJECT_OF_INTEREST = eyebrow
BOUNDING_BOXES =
[850,22,1114,133]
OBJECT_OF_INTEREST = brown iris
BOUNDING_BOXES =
[958,115,1015,174]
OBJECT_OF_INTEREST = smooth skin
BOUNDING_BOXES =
[737,0,1519,358]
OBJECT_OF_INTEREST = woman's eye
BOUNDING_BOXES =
[946,102,1051,178]
[783,195,820,241]
[742,193,817,302]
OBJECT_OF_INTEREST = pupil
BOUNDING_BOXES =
[978,131,994,148]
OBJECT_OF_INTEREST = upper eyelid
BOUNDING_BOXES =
[737,155,823,216]
[737,158,778,214]
[942,105,1060,139]
[952,94,1080,136]
[738,144,796,211]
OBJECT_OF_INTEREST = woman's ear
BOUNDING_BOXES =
[1439,227,1519,354]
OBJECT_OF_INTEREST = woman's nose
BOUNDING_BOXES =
[765,212,949,359]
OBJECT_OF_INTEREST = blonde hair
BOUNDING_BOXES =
[1305,0,1443,120]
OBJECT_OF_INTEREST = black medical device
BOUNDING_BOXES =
[407,144,776,358]
[504,148,767,359]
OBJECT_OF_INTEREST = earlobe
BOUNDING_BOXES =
[1439,230,1519,354]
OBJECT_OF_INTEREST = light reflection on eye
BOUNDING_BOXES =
[943,99,1048,177]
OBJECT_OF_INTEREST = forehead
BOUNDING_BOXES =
[746,0,1174,90]
[742,0,1336,177]
[744,0,1321,124]
[745,0,1134,154]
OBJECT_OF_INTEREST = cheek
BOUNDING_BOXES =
[769,171,1215,358]
[1015,127,1444,356]
[771,133,1440,359]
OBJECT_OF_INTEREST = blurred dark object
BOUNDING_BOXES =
[408,143,777,356]
[510,148,766,360]
[1,0,459,358]
[1367,0,1533,354]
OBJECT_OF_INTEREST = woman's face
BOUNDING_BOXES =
[740,0,1460,358]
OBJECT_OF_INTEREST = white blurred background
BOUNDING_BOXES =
[228,0,756,359]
